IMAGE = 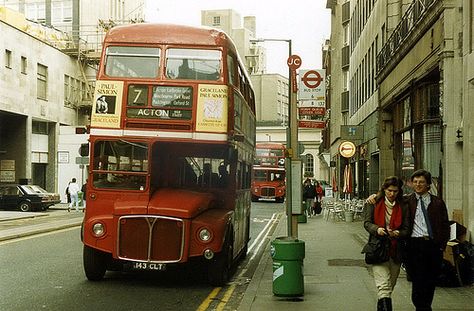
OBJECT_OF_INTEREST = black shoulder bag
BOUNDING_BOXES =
[361,236,390,264]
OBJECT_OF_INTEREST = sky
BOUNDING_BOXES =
[144,0,331,76]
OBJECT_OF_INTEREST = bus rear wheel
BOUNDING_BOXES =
[83,245,107,281]
[207,232,233,286]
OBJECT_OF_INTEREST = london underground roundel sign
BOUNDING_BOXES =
[339,141,356,158]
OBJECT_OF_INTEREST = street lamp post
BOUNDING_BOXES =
[250,38,305,298]
[250,38,298,238]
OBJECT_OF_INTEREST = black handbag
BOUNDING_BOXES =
[361,236,390,264]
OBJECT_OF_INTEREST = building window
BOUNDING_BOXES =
[32,121,49,134]
[52,0,72,23]
[37,63,48,100]
[64,74,70,105]
[5,49,12,68]
[21,56,27,74]
[213,16,221,26]
[26,2,46,23]
[305,154,314,177]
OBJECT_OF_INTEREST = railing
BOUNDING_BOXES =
[376,0,436,74]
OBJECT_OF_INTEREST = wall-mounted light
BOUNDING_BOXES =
[456,127,463,144]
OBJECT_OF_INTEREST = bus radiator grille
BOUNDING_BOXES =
[118,216,184,263]
[261,187,276,197]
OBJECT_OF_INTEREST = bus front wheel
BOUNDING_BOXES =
[207,232,233,286]
[83,245,107,281]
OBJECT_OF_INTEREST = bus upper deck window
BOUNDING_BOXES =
[105,46,160,78]
[165,48,221,81]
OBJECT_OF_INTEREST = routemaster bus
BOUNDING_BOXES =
[81,23,256,286]
[251,143,286,202]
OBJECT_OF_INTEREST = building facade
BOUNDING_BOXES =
[0,1,145,196]
[326,0,474,237]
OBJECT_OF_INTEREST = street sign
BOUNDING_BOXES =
[339,141,356,158]
[301,70,322,88]
[298,107,326,116]
[298,69,326,100]
[287,55,302,70]
[298,120,326,129]
[299,99,325,108]
[287,55,302,93]
[75,156,90,165]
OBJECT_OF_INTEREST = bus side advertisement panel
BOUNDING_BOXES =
[195,84,228,132]
[91,80,124,128]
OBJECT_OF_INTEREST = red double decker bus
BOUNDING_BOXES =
[251,143,286,202]
[81,23,255,286]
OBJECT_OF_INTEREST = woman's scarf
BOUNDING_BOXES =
[373,198,402,258]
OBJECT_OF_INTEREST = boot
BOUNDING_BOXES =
[381,297,392,311]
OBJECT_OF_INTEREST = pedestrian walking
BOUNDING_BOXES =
[367,169,450,311]
[313,181,324,215]
[364,176,410,311]
[404,169,450,311]
[67,178,80,212]
[81,179,88,211]
[302,178,316,217]
[65,180,71,203]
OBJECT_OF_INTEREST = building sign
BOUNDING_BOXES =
[298,120,326,129]
[339,141,356,158]
[0,159,15,182]
[91,80,124,128]
[195,84,228,132]
[340,125,364,142]
[0,160,15,170]
[0,171,15,182]
[298,69,326,100]
[58,151,69,163]
[298,107,326,116]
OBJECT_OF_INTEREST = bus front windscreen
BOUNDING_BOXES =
[92,140,148,190]
[105,46,160,78]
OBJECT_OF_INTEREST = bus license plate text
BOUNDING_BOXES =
[132,262,166,271]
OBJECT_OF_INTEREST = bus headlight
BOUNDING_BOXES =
[198,228,212,242]
[92,222,105,237]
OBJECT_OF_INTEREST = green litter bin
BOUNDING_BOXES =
[297,213,307,223]
[270,236,305,297]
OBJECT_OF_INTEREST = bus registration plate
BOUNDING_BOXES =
[132,262,166,271]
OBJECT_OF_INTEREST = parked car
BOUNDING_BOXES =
[0,184,61,212]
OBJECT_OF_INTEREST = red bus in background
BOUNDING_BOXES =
[251,143,286,202]
[81,23,256,286]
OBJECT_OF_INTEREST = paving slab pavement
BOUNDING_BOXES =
[238,212,474,311]
[0,204,83,242]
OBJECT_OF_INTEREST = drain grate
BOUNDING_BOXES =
[327,258,367,267]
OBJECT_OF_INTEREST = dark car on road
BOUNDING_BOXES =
[0,184,60,212]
